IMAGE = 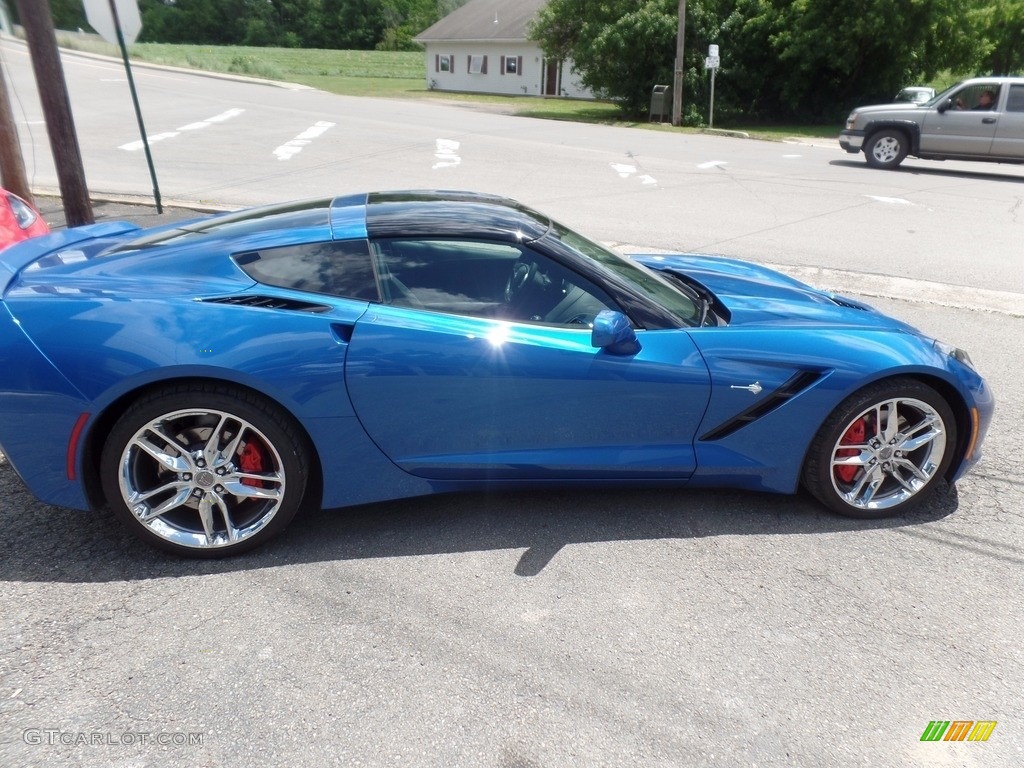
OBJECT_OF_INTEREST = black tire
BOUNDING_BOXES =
[864,129,909,169]
[100,383,309,557]
[802,378,957,519]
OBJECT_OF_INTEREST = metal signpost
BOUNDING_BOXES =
[82,0,162,212]
[704,44,720,128]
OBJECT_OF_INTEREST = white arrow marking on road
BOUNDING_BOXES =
[273,121,336,161]
[433,139,461,169]
[697,160,728,169]
[611,163,636,178]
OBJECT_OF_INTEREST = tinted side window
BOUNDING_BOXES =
[1007,84,1024,112]
[234,240,378,301]
[952,83,1000,110]
[373,238,618,327]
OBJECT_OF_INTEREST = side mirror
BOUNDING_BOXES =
[937,98,951,114]
[591,310,641,355]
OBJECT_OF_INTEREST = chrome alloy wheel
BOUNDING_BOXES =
[829,397,948,511]
[116,408,286,550]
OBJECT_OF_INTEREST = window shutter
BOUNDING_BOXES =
[450,54,455,74]
[500,55,506,75]
[435,54,439,72]
[517,56,523,76]
[467,55,471,72]
[482,55,488,75]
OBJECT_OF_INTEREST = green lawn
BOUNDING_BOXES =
[54,35,837,138]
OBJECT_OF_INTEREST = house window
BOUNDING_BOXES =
[438,55,451,73]
[468,55,487,75]
[502,55,520,75]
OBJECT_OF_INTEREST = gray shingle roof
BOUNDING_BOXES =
[414,0,548,43]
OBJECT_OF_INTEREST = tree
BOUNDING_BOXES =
[531,0,726,120]
[973,0,1024,75]
[534,0,987,123]
[732,0,980,119]
[531,0,669,117]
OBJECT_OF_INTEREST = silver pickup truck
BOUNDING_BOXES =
[839,76,1024,169]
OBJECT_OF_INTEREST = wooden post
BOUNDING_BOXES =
[672,0,687,127]
[0,57,33,204]
[14,0,94,225]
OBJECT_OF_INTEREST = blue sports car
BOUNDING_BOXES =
[0,191,993,557]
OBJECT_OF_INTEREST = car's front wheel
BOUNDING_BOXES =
[864,129,909,169]
[100,383,309,557]
[803,379,957,518]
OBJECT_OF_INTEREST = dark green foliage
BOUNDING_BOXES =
[125,0,470,50]
[532,0,994,124]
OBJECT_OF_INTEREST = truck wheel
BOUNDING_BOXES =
[865,130,908,169]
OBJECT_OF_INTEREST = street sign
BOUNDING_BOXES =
[704,56,720,69]
[83,0,142,45]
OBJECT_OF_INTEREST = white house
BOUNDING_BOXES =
[414,0,593,99]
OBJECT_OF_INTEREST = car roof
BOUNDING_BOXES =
[362,190,551,243]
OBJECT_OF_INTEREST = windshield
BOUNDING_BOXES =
[548,221,702,325]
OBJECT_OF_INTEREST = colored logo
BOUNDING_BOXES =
[920,721,997,742]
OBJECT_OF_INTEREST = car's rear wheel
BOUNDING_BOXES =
[100,383,309,557]
[803,379,956,518]
[865,129,909,169]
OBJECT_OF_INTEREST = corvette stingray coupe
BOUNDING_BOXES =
[0,191,993,557]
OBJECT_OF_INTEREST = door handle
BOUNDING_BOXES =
[982,117,997,124]
[331,323,355,343]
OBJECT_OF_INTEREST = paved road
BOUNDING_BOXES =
[4,37,1024,304]
[1,38,1022,768]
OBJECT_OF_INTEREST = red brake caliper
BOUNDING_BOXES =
[239,441,265,488]
[835,418,867,484]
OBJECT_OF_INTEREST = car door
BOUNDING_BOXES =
[920,83,1001,156]
[991,83,1024,158]
[344,238,711,480]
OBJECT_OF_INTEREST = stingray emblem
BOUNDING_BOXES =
[730,381,763,394]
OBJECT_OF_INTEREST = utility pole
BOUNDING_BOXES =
[672,0,687,127]
[0,57,33,203]
[14,0,94,225]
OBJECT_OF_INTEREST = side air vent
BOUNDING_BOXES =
[699,371,823,441]
[829,296,869,311]
[199,295,331,313]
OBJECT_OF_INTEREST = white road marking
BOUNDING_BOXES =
[273,121,335,161]
[204,109,245,123]
[866,195,912,205]
[118,108,245,151]
[433,138,461,169]
[698,160,728,169]
[610,163,657,185]
[782,154,802,159]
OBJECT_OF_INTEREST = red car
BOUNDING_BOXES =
[0,188,49,251]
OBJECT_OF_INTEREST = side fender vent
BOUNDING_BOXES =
[829,296,869,311]
[700,370,823,441]
[200,295,331,313]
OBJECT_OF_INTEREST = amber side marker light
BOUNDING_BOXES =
[965,407,980,462]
